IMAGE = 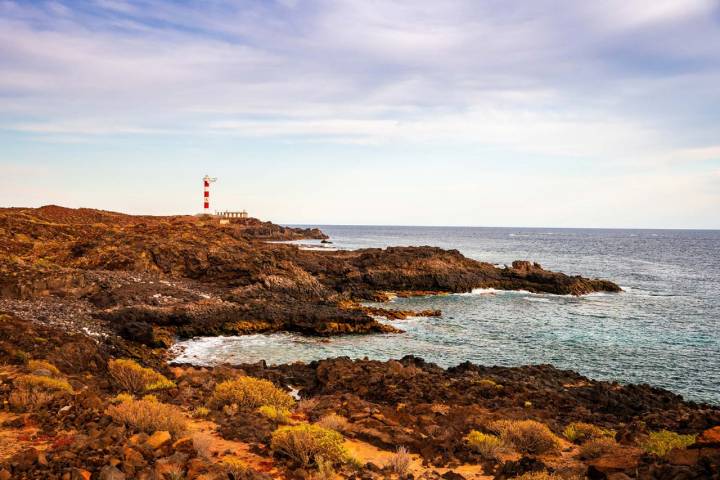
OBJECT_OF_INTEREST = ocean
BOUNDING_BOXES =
[172,226,720,405]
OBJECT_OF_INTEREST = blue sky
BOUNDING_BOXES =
[1,0,719,228]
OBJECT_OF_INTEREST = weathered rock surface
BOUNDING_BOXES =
[0,311,718,479]
[1,206,620,339]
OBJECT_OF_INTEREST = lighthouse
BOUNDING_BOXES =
[202,175,216,214]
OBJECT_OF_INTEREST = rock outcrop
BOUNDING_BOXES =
[0,206,620,339]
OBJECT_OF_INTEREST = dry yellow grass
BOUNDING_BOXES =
[313,456,336,480]
[640,430,696,457]
[27,359,61,376]
[193,406,211,418]
[105,397,188,438]
[220,456,247,477]
[258,405,292,424]
[466,430,503,459]
[14,374,73,393]
[579,437,618,459]
[514,472,564,480]
[316,413,351,433]
[271,424,347,467]
[386,446,412,476]
[490,419,561,454]
[192,432,214,459]
[108,359,175,394]
[9,374,74,411]
[563,422,615,444]
[212,376,294,410]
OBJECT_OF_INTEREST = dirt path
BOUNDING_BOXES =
[344,437,492,479]
[189,419,286,479]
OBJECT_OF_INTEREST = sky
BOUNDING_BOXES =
[1,0,719,228]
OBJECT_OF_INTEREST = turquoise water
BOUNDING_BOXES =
[172,226,720,405]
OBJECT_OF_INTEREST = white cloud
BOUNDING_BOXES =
[0,0,718,226]
[583,0,717,30]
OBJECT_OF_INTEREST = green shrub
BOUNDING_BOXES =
[640,430,696,457]
[466,430,503,459]
[490,419,560,454]
[271,424,347,467]
[108,359,175,394]
[563,422,614,444]
[212,376,294,410]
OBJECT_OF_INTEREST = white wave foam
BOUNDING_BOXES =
[467,288,533,295]
[583,291,621,297]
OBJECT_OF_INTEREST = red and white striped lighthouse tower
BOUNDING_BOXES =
[202,175,217,214]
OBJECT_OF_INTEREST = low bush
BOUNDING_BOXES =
[106,397,188,438]
[563,422,614,444]
[271,424,347,467]
[146,377,176,392]
[475,378,502,390]
[212,376,295,410]
[27,359,61,376]
[108,359,176,394]
[579,437,618,459]
[386,446,412,477]
[490,419,560,454]
[192,432,214,459]
[314,456,335,480]
[9,374,74,411]
[112,393,134,404]
[193,406,211,418]
[640,430,696,457]
[316,413,351,433]
[258,405,292,424]
[220,456,247,479]
[14,374,73,393]
[514,473,562,480]
[466,430,503,459]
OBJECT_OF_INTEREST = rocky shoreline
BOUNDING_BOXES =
[0,206,717,479]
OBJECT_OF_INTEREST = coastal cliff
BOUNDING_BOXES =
[0,206,717,480]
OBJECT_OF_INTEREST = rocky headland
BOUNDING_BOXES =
[0,206,717,480]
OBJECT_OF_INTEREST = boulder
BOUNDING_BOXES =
[71,469,92,480]
[123,446,146,467]
[690,426,720,448]
[99,466,126,480]
[145,430,172,450]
